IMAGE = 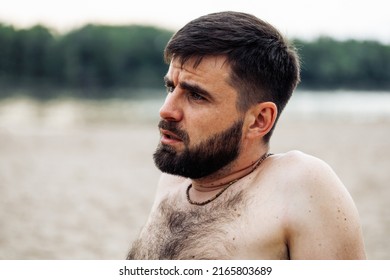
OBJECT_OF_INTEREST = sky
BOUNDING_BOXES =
[1,0,389,43]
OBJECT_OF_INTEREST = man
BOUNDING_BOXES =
[127,11,366,259]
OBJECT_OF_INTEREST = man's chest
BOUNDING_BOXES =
[127,189,287,260]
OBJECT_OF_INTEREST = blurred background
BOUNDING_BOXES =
[0,0,389,259]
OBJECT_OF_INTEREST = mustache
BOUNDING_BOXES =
[158,120,190,143]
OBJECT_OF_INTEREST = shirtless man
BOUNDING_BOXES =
[127,11,366,260]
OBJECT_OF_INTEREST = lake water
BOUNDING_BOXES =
[0,90,389,130]
[285,90,390,121]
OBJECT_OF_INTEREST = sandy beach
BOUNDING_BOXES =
[0,95,389,259]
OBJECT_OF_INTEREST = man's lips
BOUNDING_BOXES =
[160,129,183,144]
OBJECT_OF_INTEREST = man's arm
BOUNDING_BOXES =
[284,152,366,259]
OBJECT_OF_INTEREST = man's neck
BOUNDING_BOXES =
[191,149,270,193]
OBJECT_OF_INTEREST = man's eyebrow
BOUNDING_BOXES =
[164,76,173,86]
[179,81,214,100]
[164,76,214,100]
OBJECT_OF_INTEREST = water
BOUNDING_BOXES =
[285,90,390,122]
[0,90,389,131]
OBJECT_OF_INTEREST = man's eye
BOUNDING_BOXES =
[189,92,205,101]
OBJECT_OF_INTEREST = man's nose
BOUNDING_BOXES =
[159,91,183,122]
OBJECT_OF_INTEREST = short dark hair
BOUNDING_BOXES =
[164,11,300,143]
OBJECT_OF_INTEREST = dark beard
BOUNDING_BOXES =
[153,119,243,179]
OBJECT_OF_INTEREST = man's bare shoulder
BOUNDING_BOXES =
[266,150,366,259]
[266,150,345,191]
[270,150,332,174]
[268,150,356,219]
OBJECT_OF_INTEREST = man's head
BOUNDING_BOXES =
[164,11,300,142]
[154,11,300,179]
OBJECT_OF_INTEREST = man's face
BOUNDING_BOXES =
[153,56,244,179]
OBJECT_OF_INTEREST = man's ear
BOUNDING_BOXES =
[245,102,278,139]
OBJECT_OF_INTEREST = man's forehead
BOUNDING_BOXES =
[167,55,231,79]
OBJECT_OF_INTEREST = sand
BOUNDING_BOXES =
[0,97,389,259]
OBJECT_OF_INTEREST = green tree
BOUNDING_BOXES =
[1,23,390,100]
[60,24,172,97]
[296,37,390,90]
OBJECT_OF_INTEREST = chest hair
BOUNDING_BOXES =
[127,190,246,260]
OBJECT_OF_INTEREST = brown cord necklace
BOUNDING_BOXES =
[186,153,272,206]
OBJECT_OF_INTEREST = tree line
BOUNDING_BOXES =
[0,23,389,99]
[0,24,172,99]
[295,37,390,90]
